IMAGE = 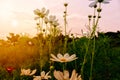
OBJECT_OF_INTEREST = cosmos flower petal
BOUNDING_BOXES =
[70,70,76,80]
[50,58,60,62]
[54,70,82,80]
[33,76,41,80]
[41,7,46,13]
[64,53,70,58]
[46,71,50,76]
[26,69,31,75]
[34,16,40,20]
[89,1,97,7]
[77,75,82,80]
[34,9,40,15]
[54,70,64,80]
[34,71,51,80]
[105,0,112,1]
[30,69,36,75]
[46,10,49,16]
[57,53,63,59]
[41,71,45,77]
[50,54,59,60]
[67,54,77,61]
[21,68,36,76]
[45,72,51,79]
[64,70,69,80]
[102,1,110,4]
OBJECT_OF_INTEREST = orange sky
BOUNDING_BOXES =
[0,0,120,39]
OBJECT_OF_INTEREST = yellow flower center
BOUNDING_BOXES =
[60,58,67,62]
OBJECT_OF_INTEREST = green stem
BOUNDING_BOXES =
[40,18,44,72]
[81,38,91,79]
[64,6,67,36]
[89,37,95,80]
[89,3,101,80]
[63,5,68,54]
[93,7,97,25]
[63,36,68,53]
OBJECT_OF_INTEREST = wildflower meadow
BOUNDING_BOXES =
[0,0,120,80]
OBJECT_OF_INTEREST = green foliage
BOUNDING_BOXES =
[0,32,120,80]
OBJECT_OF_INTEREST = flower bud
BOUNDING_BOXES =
[36,23,40,25]
[98,0,103,3]
[97,8,102,12]
[71,33,73,36]
[93,16,96,18]
[88,15,92,19]
[64,3,68,7]
[98,16,101,18]
[94,4,97,8]
[43,29,45,32]
[50,66,54,70]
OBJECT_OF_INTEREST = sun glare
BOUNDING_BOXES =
[11,20,18,27]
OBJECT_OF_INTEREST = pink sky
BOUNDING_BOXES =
[0,0,120,39]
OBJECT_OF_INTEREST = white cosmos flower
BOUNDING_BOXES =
[89,0,111,7]
[52,20,59,27]
[49,15,56,23]
[44,15,59,26]
[50,53,78,63]
[33,71,51,80]
[20,69,36,76]
[48,15,59,27]
[34,7,49,19]
[54,69,82,80]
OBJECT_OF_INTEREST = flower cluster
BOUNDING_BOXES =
[34,7,60,35]
[84,0,111,38]
[19,0,111,80]
[20,53,78,80]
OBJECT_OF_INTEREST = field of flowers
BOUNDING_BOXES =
[0,0,120,80]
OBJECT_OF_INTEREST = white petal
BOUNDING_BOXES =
[34,17,40,20]
[45,72,51,79]
[26,69,31,75]
[41,71,45,76]
[30,69,37,75]
[46,71,50,76]
[41,7,46,13]
[46,10,49,15]
[70,70,76,80]
[105,0,111,1]
[54,70,64,80]
[78,75,82,80]
[50,54,59,61]
[50,58,60,62]
[64,53,70,58]
[67,54,77,62]
[63,70,69,79]
[34,9,40,15]
[57,53,63,59]
[89,1,97,7]
[33,76,41,80]
[102,1,110,4]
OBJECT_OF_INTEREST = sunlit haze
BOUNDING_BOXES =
[0,0,120,39]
